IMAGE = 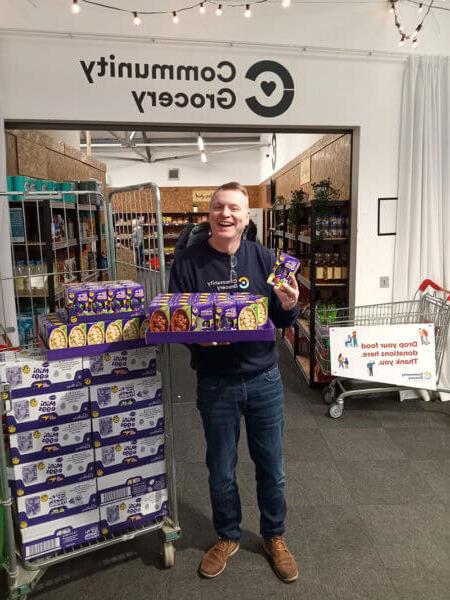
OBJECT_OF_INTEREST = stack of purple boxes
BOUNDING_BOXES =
[2,280,167,560]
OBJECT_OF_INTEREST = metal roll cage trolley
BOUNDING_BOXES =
[0,183,181,599]
[317,279,450,419]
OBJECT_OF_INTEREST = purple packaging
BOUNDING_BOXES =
[99,489,168,536]
[9,420,93,465]
[97,460,167,505]
[169,299,193,332]
[267,252,301,288]
[191,298,214,332]
[16,479,98,528]
[89,375,162,417]
[92,404,164,448]
[38,314,68,350]
[235,297,259,331]
[215,297,238,331]
[94,434,165,477]
[9,449,95,497]
[6,387,90,433]
[82,348,157,385]
[20,509,100,561]
[148,300,170,333]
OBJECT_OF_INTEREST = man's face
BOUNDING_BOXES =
[209,189,249,243]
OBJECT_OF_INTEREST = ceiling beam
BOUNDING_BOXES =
[109,130,149,162]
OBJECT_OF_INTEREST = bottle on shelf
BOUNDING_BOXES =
[315,253,324,281]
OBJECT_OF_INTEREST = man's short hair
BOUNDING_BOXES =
[211,181,249,205]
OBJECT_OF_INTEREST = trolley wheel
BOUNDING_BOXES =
[323,386,336,405]
[329,403,343,419]
[162,541,175,568]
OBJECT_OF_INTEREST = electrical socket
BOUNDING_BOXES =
[380,276,390,288]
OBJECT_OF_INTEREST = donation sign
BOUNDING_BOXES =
[329,323,437,390]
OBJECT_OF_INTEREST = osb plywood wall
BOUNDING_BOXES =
[6,130,107,187]
[270,133,351,205]
[111,185,260,214]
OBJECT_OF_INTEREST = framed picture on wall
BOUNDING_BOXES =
[378,197,397,236]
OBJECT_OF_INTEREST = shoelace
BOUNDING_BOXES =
[270,536,290,556]
[215,539,233,554]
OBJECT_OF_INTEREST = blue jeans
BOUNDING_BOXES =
[196,366,286,540]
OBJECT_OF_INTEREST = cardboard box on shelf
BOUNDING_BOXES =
[94,435,164,477]
[97,460,167,505]
[89,375,162,417]
[92,404,164,448]
[83,347,157,384]
[99,488,168,536]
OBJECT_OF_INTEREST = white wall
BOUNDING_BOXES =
[105,146,262,188]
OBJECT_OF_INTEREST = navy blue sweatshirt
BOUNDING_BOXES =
[168,239,299,375]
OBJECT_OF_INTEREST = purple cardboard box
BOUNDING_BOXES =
[82,348,157,385]
[191,297,214,332]
[38,314,68,350]
[94,434,165,477]
[92,403,164,447]
[20,509,100,561]
[267,252,301,288]
[169,299,193,333]
[97,460,167,505]
[99,489,168,536]
[148,299,170,333]
[89,375,162,417]
[214,297,238,331]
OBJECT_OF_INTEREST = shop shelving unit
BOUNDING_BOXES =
[267,200,351,387]
[0,182,180,599]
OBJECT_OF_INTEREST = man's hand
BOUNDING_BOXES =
[273,275,299,311]
[198,342,231,347]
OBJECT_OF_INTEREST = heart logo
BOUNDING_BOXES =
[261,81,276,96]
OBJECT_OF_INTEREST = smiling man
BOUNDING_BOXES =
[169,181,299,583]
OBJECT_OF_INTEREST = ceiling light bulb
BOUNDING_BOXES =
[418,3,423,12]
[399,35,405,47]
[172,11,179,23]
[200,2,206,13]
[197,135,204,152]
[245,4,251,17]
[133,12,141,25]
[216,5,223,16]
[412,38,418,48]
[201,151,207,163]
[282,0,291,7]
[72,0,80,14]
[389,2,394,13]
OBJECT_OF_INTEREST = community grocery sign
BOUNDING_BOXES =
[329,323,437,390]
[79,55,295,117]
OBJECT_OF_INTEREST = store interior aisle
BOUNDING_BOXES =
[2,340,450,600]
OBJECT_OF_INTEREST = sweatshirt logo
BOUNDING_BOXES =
[239,277,250,290]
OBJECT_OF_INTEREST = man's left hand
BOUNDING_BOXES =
[274,275,299,311]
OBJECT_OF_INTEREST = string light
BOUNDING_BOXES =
[398,33,406,47]
[133,11,141,25]
[199,2,206,13]
[201,151,207,163]
[72,0,80,14]
[412,38,418,48]
[216,4,223,16]
[389,0,434,49]
[197,134,204,152]
[172,10,179,23]
[245,4,251,17]
[282,0,291,7]
[389,2,395,13]
[418,3,423,13]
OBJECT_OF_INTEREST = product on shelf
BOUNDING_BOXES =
[96,461,167,505]
[19,509,100,561]
[89,375,162,417]
[99,488,168,536]
[267,252,301,288]
[92,403,164,448]
[9,419,93,465]
[82,347,157,384]
[0,349,84,398]
[5,387,90,433]
[94,434,164,477]
[9,449,96,497]
[16,479,98,529]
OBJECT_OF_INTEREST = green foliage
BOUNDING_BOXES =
[288,188,308,227]
[312,179,340,203]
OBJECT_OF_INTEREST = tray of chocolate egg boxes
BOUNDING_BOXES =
[37,280,151,359]
[145,292,276,344]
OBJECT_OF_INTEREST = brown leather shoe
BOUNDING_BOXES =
[199,539,240,578]
[263,536,298,583]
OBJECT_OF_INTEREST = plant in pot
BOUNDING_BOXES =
[288,188,308,237]
[312,179,340,239]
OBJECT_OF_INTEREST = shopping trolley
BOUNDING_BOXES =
[315,279,450,418]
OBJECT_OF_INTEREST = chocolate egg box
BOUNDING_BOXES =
[64,281,145,321]
[97,460,167,505]
[89,375,162,417]
[214,297,238,331]
[99,489,168,537]
[92,403,164,447]
[94,434,165,477]
[267,252,301,288]
[16,479,98,529]
[9,449,95,497]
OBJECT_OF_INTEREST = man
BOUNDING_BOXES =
[169,182,299,583]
